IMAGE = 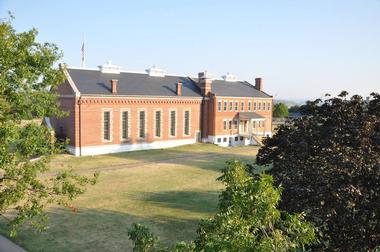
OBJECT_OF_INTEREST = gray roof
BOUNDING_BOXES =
[203,79,272,98]
[67,68,202,97]
[67,68,271,98]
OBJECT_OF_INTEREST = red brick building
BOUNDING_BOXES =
[51,62,273,156]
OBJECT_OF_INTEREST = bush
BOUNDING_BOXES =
[257,92,380,250]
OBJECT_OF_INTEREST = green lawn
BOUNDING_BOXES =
[0,144,263,252]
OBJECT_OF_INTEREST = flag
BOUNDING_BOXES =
[81,41,85,67]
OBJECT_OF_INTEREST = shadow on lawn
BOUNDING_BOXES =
[2,207,206,252]
[142,190,219,215]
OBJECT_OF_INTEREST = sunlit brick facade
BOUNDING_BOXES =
[51,63,272,156]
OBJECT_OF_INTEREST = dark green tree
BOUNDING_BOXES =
[273,103,289,118]
[128,160,318,251]
[0,16,97,236]
[257,92,380,250]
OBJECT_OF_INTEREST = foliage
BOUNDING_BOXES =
[128,160,318,251]
[273,103,289,118]
[257,92,380,250]
[128,223,158,252]
[288,105,300,113]
[0,17,97,236]
[194,160,317,251]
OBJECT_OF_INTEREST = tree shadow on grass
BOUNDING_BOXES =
[1,207,206,252]
[142,190,219,215]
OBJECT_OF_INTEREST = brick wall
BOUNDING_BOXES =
[73,97,202,148]
[213,97,273,135]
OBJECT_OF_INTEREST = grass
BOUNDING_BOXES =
[0,143,264,252]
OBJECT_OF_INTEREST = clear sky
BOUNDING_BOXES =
[1,0,379,100]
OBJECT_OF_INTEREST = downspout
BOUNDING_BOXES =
[78,97,82,156]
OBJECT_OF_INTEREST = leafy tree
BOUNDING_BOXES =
[288,105,300,113]
[128,160,318,251]
[0,16,97,236]
[257,92,380,250]
[273,103,289,118]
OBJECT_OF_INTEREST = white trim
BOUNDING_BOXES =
[68,139,197,156]
[120,108,131,141]
[80,95,203,100]
[153,108,163,139]
[66,145,80,156]
[223,100,228,112]
[183,108,191,136]
[101,109,113,142]
[62,67,81,97]
[234,100,239,111]
[215,96,273,99]
[168,108,177,137]
[137,108,147,140]
[208,134,246,147]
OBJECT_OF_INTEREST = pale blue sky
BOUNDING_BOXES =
[1,0,379,100]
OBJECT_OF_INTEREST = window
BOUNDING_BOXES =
[258,102,261,110]
[184,110,190,135]
[235,101,239,111]
[254,102,257,111]
[103,111,111,141]
[121,111,129,139]
[223,101,228,111]
[241,102,245,111]
[223,120,227,130]
[229,101,233,111]
[223,137,227,142]
[253,121,256,129]
[139,110,146,138]
[217,138,221,143]
[240,136,243,141]
[218,101,222,112]
[234,119,238,129]
[248,101,252,111]
[155,110,161,138]
[263,102,266,111]
[235,136,238,141]
[228,120,232,130]
[170,110,176,136]
[267,102,271,111]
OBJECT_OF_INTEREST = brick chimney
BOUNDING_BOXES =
[255,78,263,91]
[111,79,118,94]
[176,82,182,96]
[198,71,212,96]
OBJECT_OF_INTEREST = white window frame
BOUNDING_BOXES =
[183,109,191,136]
[137,108,147,140]
[101,108,113,142]
[241,101,245,112]
[169,108,177,137]
[120,108,131,141]
[153,109,163,139]
[217,101,222,112]
[223,101,228,112]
